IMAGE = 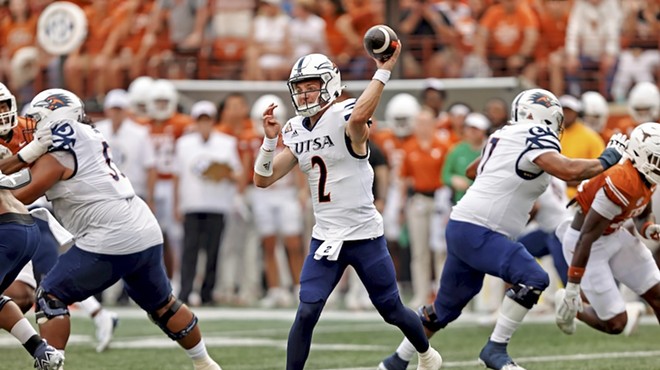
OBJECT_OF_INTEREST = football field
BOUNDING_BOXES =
[1,307,658,370]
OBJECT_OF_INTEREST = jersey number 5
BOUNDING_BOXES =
[102,141,125,181]
[311,156,331,202]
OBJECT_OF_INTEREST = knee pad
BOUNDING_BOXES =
[505,284,542,309]
[417,304,445,332]
[34,287,69,324]
[296,301,324,324]
[0,295,12,312]
[148,297,198,341]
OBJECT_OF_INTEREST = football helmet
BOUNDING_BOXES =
[127,76,154,118]
[627,82,660,124]
[25,88,85,128]
[0,83,18,136]
[626,122,660,185]
[385,93,421,139]
[287,53,343,117]
[146,79,178,121]
[510,88,564,135]
[581,91,608,133]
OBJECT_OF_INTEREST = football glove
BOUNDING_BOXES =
[556,282,583,323]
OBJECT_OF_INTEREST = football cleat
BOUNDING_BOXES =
[417,347,442,370]
[95,310,119,352]
[623,302,646,337]
[554,289,576,335]
[378,352,409,370]
[33,342,64,370]
[193,359,222,370]
[478,340,525,370]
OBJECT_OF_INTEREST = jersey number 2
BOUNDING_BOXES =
[102,141,124,181]
[311,156,331,202]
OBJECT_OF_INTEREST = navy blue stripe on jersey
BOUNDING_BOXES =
[344,134,369,160]
[514,125,560,180]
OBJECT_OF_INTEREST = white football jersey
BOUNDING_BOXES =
[451,123,561,238]
[282,99,383,240]
[45,119,163,255]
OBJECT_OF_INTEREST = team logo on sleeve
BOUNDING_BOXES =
[529,92,560,108]
[33,94,74,111]
[50,121,76,150]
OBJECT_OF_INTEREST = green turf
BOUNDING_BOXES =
[1,313,658,370]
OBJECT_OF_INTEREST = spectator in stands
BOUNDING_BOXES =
[581,91,610,135]
[289,0,328,61]
[335,0,382,79]
[420,78,449,124]
[441,112,490,204]
[0,0,38,101]
[529,0,571,95]
[244,0,292,80]
[557,94,605,199]
[564,0,622,99]
[471,0,539,78]
[174,101,242,306]
[400,108,451,308]
[484,96,509,134]
[437,0,479,78]
[319,0,348,63]
[611,0,660,103]
[399,0,458,78]
[437,102,470,147]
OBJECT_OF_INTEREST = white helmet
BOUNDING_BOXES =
[25,88,85,128]
[287,53,343,117]
[510,88,564,135]
[127,76,154,118]
[385,93,421,139]
[0,83,18,136]
[626,122,660,185]
[251,94,288,136]
[147,79,178,121]
[581,91,609,133]
[627,82,660,124]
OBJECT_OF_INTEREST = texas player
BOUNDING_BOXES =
[555,122,660,336]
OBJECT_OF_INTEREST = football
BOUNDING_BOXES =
[363,25,399,62]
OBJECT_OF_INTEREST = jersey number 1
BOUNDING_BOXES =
[311,156,331,202]
[478,137,499,174]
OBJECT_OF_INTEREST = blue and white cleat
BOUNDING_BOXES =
[95,310,119,352]
[478,340,525,370]
[378,352,409,370]
[33,342,64,370]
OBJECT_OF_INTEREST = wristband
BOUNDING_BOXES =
[567,266,585,279]
[262,136,278,152]
[372,69,391,85]
[254,147,275,177]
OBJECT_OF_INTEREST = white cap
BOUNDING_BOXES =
[423,78,445,92]
[104,89,129,110]
[261,0,282,4]
[559,95,582,113]
[449,104,470,117]
[191,100,217,120]
[464,112,490,131]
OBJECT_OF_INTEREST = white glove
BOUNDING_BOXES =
[556,282,583,323]
[642,223,660,240]
[606,133,628,156]
[18,122,53,163]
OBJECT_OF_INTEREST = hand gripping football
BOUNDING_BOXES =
[363,25,399,62]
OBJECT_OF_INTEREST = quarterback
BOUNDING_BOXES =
[253,44,442,370]
[379,89,627,370]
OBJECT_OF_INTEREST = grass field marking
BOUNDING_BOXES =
[320,350,660,370]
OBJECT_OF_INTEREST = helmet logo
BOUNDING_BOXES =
[33,94,73,111]
[529,92,559,108]
[641,129,652,142]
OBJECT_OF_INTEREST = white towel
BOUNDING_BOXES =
[29,207,74,248]
[313,240,344,261]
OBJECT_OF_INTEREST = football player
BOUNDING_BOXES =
[555,122,660,336]
[12,88,221,370]
[253,45,443,370]
[0,84,64,370]
[379,88,627,370]
[0,83,120,352]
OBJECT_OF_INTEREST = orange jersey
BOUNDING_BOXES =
[576,160,654,235]
[480,3,539,58]
[0,117,32,155]
[0,16,38,58]
[147,113,193,179]
[601,116,637,142]
[400,136,450,193]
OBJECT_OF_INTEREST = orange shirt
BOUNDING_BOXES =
[400,136,449,193]
[533,5,569,60]
[0,16,38,58]
[480,3,539,58]
[0,117,32,154]
[80,4,124,55]
[602,116,637,142]
[576,160,654,235]
[146,113,193,179]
